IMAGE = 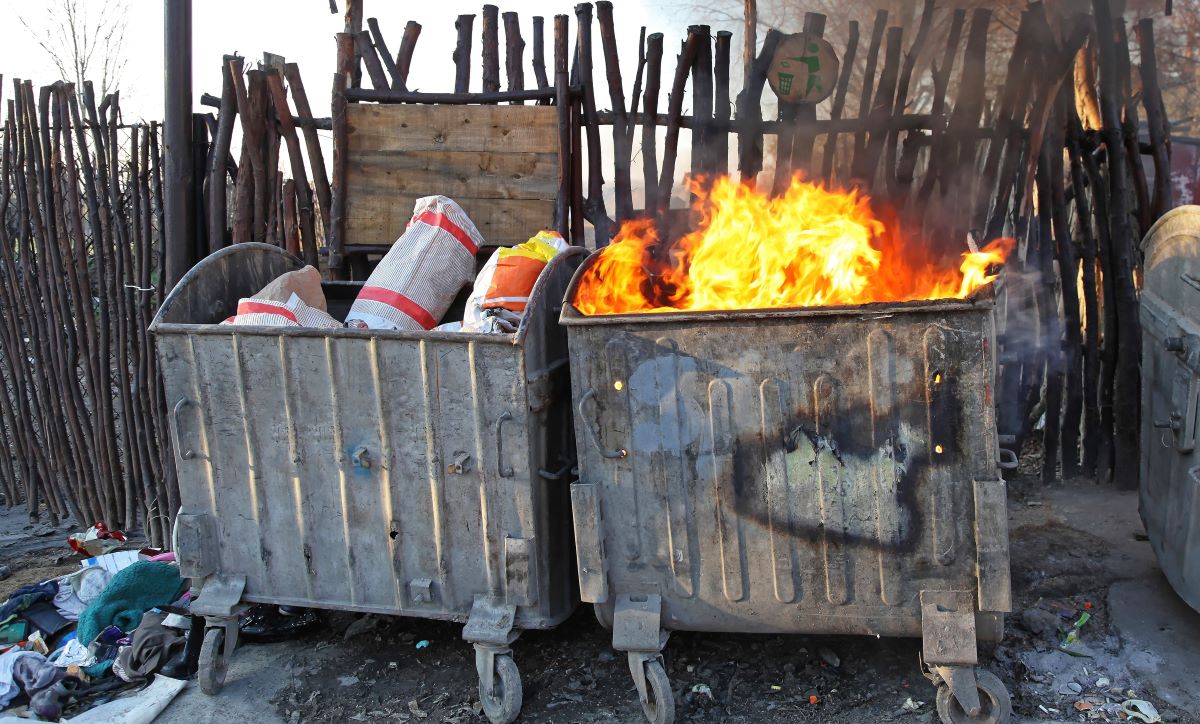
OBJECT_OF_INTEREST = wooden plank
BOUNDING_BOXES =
[345,104,557,153]
[346,196,554,247]
[346,150,559,200]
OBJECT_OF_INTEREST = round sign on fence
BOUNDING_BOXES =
[768,33,839,105]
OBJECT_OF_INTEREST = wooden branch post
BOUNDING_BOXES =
[642,33,664,214]
[554,14,571,238]
[1092,0,1141,488]
[503,12,526,102]
[483,5,501,95]
[453,15,475,93]
[597,1,633,222]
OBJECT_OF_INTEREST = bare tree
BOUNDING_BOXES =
[20,0,130,98]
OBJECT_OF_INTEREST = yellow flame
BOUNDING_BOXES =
[573,175,1014,315]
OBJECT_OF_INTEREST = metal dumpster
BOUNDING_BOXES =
[561,255,1012,724]
[1140,205,1200,614]
[152,242,584,724]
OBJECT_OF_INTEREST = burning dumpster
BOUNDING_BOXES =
[561,178,1014,724]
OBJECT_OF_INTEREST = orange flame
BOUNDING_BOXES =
[573,176,1014,315]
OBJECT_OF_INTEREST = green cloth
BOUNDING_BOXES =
[76,562,185,646]
[0,614,28,645]
[83,659,114,678]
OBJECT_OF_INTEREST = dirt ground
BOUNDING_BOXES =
[2,471,1198,724]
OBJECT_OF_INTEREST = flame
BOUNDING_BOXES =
[573,175,1014,315]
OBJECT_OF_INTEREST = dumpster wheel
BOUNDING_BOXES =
[935,670,1012,724]
[479,653,522,724]
[198,627,228,695]
[638,658,674,724]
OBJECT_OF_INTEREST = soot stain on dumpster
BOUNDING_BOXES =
[718,407,930,555]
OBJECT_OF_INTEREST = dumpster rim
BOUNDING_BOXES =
[558,248,999,327]
[151,243,589,347]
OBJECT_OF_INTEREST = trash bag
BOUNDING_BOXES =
[463,230,566,333]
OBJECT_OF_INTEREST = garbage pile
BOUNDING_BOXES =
[0,524,192,721]
[223,196,568,334]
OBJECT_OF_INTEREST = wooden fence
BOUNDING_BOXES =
[0,0,1175,537]
[0,81,175,542]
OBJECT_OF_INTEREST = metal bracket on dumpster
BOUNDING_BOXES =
[920,589,978,667]
[612,594,668,653]
[462,595,519,647]
[504,537,539,608]
[570,483,609,603]
[408,578,435,605]
[973,479,1012,613]
[173,512,217,579]
[191,574,247,618]
[527,359,569,413]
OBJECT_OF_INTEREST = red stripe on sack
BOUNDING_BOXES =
[412,210,478,254]
[356,286,438,330]
[236,300,298,323]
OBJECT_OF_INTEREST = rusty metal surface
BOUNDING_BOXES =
[1139,206,1200,614]
[561,251,1010,639]
[151,242,583,629]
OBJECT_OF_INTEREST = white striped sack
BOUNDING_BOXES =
[345,195,483,331]
[223,294,342,329]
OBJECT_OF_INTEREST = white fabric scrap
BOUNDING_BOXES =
[54,581,86,621]
[49,639,96,669]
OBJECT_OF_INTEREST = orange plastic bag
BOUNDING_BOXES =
[481,254,547,313]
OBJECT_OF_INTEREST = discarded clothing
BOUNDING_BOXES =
[83,658,114,679]
[58,674,185,723]
[29,676,130,720]
[0,616,28,647]
[59,566,112,606]
[53,581,86,622]
[112,612,185,683]
[0,581,56,621]
[49,639,96,669]
[75,562,186,647]
[0,649,42,707]
[21,601,71,637]
[12,652,64,698]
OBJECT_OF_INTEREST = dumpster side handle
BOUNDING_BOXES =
[579,389,628,460]
[497,412,516,478]
[172,398,202,461]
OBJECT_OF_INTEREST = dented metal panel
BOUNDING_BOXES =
[562,251,1009,639]
[151,242,581,630]
[1139,206,1200,614]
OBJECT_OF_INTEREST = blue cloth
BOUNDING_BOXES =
[0,581,56,620]
[76,562,185,646]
